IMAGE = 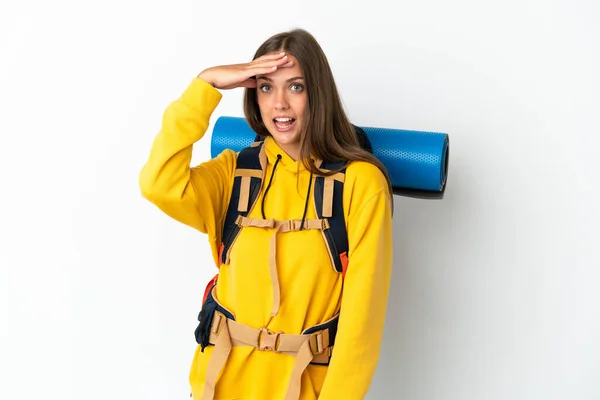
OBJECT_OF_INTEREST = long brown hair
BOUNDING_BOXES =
[244,29,393,197]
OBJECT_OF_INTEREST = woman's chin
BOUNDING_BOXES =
[268,129,301,148]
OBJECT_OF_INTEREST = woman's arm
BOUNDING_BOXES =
[139,78,236,254]
[140,53,295,261]
[318,168,394,399]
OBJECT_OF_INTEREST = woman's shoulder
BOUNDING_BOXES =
[343,160,390,200]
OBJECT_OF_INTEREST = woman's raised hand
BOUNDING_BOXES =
[197,52,293,90]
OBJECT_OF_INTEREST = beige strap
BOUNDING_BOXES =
[268,223,286,316]
[285,339,314,400]
[331,172,345,182]
[203,309,333,400]
[258,143,267,172]
[201,316,232,400]
[313,200,338,273]
[235,142,267,214]
[322,177,334,218]
[237,216,275,229]
[234,216,330,317]
[221,146,267,265]
[296,218,330,231]
[234,169,262,179]
[237,217,328,232]
[237,176,251,212]
[312,159,346,182]
[208,314,331,359]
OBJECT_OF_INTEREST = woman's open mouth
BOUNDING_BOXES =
[273,117,296,132]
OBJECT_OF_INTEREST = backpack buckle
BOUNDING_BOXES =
[308,330,329,355]
[321,218,330,230]
[210,312,225,335]
[258,327,282,352]
[235,215,243,227]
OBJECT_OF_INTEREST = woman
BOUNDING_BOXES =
[139,29,393,400]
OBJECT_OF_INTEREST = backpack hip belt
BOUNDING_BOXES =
[198,287,338,400]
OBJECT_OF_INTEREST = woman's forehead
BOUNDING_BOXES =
[256,55,303,82]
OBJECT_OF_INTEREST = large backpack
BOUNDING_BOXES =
[202,126,372,303]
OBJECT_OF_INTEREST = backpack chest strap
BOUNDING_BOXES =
[236,216,330,231]
[235,216,330,317]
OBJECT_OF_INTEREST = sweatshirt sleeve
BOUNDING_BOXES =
[318,187,394,399]
[139,78,237,264]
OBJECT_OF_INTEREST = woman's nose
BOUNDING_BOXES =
[274,89,289,110]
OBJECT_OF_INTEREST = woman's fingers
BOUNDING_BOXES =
[246,66,278,77]
[249,55,289,69]
[239,58,295,84]
[239,78,258,88]
[247,58,294,75]
[197,51,296,90]
[253,51,287,63]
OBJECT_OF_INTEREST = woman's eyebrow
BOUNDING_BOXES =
[256,76,304,82]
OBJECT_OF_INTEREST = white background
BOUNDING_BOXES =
[1,0,599,399]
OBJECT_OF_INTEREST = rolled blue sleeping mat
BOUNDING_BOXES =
[211,116,449,199]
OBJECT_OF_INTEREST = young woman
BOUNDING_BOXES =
[139,29,393,400]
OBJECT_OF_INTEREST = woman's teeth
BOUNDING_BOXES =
[274,118,295,129]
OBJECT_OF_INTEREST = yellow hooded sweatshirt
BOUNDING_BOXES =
[139,77,393,400]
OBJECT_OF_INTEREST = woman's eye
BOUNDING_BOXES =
[260,84,272,92]
[290,83,304,92]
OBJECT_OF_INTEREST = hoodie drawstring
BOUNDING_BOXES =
[240,155,323,316]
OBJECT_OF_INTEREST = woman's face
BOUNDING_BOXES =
[256,54,307,160]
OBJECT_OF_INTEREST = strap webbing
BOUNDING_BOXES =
[313,160,349,274]
[234,169,263,179]
[237,176,251,212]
[201,319,232,400]
[220,142,267,265]
[322,177,334,217]
[201,309,332,400]
[236,217,329,316]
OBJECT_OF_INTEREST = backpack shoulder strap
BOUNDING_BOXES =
[313,160,349,278]
[312,125,372,277]
[219,141,266,265]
